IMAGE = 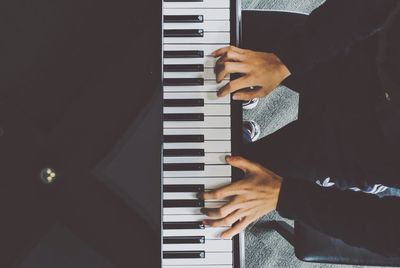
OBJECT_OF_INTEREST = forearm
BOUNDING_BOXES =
[277,178,400,256]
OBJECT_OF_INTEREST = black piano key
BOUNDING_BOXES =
[164,50,204,58]
[163,149,205,157]
[164,113,204,121]
[164,184,205,193]
[164,64,204,72]
[164,29,204,38]
[163,78,204,86]
[164,99,204,107]
[163,236,205,244]
[163,163,204,171]
[163,251,205,259]
[163,221,205,229]
[164,199,205,208]
[164,134,204,143]
[164,15,204,23]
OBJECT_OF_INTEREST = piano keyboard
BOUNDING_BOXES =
[162,0,243,267]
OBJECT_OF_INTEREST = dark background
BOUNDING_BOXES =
[0,0,162,267]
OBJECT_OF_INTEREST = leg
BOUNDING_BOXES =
[241,11,319,180]
[242,10,307,53]
[242,118,320,181]
[241,11,387,188]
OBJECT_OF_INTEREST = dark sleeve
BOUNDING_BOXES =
[276,178,400,256]
[274,0,398,76]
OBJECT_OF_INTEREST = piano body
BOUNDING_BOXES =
[1,0,243,267]
[162,0,244,267]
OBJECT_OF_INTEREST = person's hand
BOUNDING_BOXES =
[212,45,291,101]
[199,156,283,238]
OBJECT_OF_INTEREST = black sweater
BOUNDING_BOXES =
[275,0,400,256]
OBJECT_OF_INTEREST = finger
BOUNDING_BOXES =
[225,155,257,173]
[200,181,246,200]
[212,45,244,57]
[217,76,254,97]
[215,50,244,65]
[203,208,251,227]
[232,87,266,101]
[220,216,253,239]
[200,199,244,218]
[215,62,249,83]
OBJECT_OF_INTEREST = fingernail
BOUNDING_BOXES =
[232,94,239,100]
[225,155,231,161]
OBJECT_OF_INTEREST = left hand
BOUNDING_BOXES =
[199,156,283,239]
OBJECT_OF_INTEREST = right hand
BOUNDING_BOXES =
[199,156,283,238]
[213,46,291,101]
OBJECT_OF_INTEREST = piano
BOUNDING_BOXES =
[1,0,243,267]
[162,0,244,267]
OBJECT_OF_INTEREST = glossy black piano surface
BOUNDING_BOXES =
[1,0,162,267]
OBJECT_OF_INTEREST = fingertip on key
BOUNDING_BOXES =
[197,192,204,200]
[220,232,230,239]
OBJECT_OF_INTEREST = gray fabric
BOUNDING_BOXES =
[242,0,325,14]
[243,85,299,138]
[241,1,394,267]
[242,0,325,13]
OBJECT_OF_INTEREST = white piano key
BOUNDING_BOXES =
[163,177,232,190]
[164,0,230,9]
[164,80,228,92]
[163,227,230,238]
[163,165,231,178]
[164,116,230,128]
[163,239,232,252]
[164,214,208,222]
[164,69,228,81]
[162,252,233,266]
[164,92,230,104]
[164,105,230,116]
[163,128,231,140]
[163,152,229,165]
[164,56,217,68]
[164,21,230,32]
[164,44,228,57]
[163,192,198,199]
[163,201,226,215]
[163,69,218,80]
[163,141,230,152]
[164,32,230,44]
[164,266,232,268]
[163,9,230,21]
[163,192,230,201]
